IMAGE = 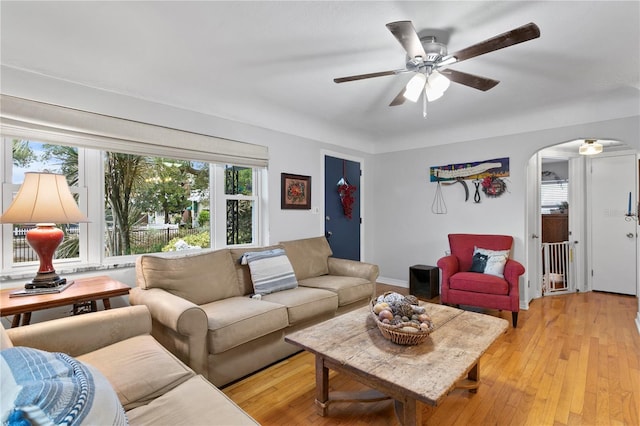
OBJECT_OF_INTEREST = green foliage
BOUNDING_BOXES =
[197,210,210,227]
[12,140,37,167]
[162,231,210,252]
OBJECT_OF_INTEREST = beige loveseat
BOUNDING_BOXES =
[1,305,257,425]
[130,236,379,387]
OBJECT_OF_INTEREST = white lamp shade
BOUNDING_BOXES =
[0,172,89,224]
[578,140,603,155]
[427,71,450,93]
[403,73,427,102]
[425,83,444,102]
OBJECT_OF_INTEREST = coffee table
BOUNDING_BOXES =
[285,302,508,425]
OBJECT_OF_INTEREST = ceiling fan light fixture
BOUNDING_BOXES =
[403,73,427,102]
[425,83,444,102]
[428,70,450,93]
[579,139,603,155]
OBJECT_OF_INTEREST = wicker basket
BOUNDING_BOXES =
[370,300,434,346]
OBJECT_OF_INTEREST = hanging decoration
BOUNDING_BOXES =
[429,157,510,203]
[431,170,447,214]
[337,160,357,219]
[481,175,507,198]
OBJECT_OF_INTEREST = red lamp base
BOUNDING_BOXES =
[25,224,66,289]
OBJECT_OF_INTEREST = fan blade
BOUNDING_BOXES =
[389,88,407,106]
[334,69,406,83]
[444,69,499,91]
[386,21,427,59]
[443,22,540,64]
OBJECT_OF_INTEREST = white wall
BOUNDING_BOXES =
[371,116,640,312]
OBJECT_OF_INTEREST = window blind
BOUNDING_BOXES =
[0,95,268,167]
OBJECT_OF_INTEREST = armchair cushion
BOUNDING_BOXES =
[77,335,194,411]
[449,272,510,295]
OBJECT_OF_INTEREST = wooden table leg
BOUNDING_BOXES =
[468,362,479,393]
[102,298,112,310]
[314,355,329,416]
[394,398,422,426]
[456,361,480,393]
[21,312,31,326]
[11,314,21,328]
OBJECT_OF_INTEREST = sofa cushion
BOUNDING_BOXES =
[202,297,289,354]
[449,272,509,295]
[470,247,510,278]
[230,245,284,295]
[137,249,240,304]
[241,248,298,295]
[1,347,127,426]
[280,236,332,280]
[299,275,373,306]
[126,375,258,425]
[77,335,195,411]
[262,287,338,325]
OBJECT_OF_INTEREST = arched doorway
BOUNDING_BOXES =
[525,139,637,304]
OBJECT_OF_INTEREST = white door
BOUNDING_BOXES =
[589,154,637,295]
[526,153,542,302]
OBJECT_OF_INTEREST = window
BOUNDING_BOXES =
[540,180,568,214]
[224,165,256,245]
[6,140,82,265]
[2,138,264,274]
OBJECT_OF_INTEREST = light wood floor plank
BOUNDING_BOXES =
[223,286,640,425]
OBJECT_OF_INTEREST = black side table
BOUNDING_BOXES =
[409,265,440,300]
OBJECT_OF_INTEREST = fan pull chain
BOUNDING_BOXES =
[422,90,428,118]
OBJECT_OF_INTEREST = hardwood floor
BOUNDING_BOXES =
[223,286,639,425]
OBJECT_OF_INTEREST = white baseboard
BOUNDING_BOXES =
[636,312,640,335]
[377,276,408,288]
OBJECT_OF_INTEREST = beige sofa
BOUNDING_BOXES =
[1,305,257,425]
[130,236,379,387]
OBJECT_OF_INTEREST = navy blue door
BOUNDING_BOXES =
[324,155,360,260]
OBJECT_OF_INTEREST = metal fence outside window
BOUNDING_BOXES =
[11,226,204,262]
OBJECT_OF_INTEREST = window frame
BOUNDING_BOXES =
[1,137,266,275]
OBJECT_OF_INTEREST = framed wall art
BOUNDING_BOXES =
[281,173,311,209]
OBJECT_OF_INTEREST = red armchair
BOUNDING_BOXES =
[437,234,525,327]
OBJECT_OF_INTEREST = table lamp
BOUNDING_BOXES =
[0,172,89,289]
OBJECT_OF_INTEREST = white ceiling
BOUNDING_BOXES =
[1,1,639,153]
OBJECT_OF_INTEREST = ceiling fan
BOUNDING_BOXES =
[334,21,540,116]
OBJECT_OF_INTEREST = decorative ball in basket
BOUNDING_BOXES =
[371,292,435,346]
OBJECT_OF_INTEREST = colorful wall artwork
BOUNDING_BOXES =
[429,157,510,182]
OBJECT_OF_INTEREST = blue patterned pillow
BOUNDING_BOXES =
[1,347,127,426]
[241,248,298,295]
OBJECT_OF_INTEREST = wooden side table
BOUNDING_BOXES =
[409,265,440,300]
[0,275,130,327]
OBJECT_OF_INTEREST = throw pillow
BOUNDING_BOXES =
[470,247,510,278]
[241,248,298,295]
[1,347,127,426]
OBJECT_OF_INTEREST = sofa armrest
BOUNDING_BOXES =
[6,305,151,357]
[436,255,460,278]
[129,287,209,377]
[436,255,460,304]
[327,257,379,283]
[504,259,525,290]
